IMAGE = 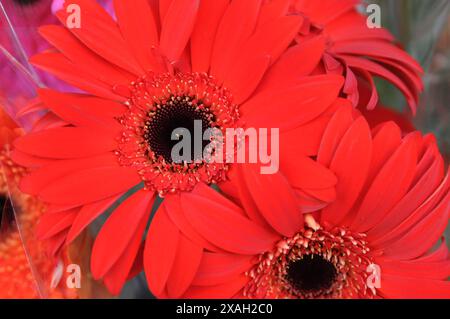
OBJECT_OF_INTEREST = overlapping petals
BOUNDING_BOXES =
[11,0,347,295]
[160,108,449,299]
[291,0,424,113]
[3,0,442,299]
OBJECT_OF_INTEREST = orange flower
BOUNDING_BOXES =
[0,109,77,299]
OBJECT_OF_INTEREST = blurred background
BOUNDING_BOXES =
[373,0,450,159]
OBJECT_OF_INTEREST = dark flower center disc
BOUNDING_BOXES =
[145,96,216,164]
[286,254,337,294]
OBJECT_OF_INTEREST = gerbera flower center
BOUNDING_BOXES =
[285,254,337,294]
[118,72,239,195]
[244,227,376,299]
[144,96,215,164]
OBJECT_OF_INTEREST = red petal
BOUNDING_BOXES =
[230,166,274,230]
[320,117,372,227]
[372,171,450,249]
[159,0,172,23]
[30,53,126,101]
[38,25,134,86]
[294,189,329,213]
[14,127,116,159]
[45,230,69,257]
[243,16,303,62]
[191,0,229,73]
[240,164,303,237]
[38,89,126,131]
[183,274,248,299]
[282,155,337,191]
[20,153,119,196]
[381,188,449,260]
[166,234,202,298]
[210,0,262,82]
[103,206,151,296]
[56,0,142,75]
[163,194,223,252]
[353,68,378,110]
[127,242,145,280]
[39,167,141,206]
[31,113,69,132]
[294,0,358,25]
[258,36,326,91]
[47,203,80,214]
[333,41,422,74]
[379,275,450,298]
[160,0,199,62]
[326,11,393,42]
[144,205,180,297]
[225,54,271,104]
[257,0,290,27]
[279,113,331,158]
[192,252,253,286]
[342,55,418,113]
[416,238,448,263]
[114,0,160,71]
[224,16,303,103]
[368,151,444,242]
[365,121,402,184]
[189,183,245,215]
[10,150,55,168]
[66,193,123,244]
[317,103,355,167]
[376,257,450,280]
[91,189,154,279]
[182,192,278,254]
[36,209,78,240]
[351,133,420,232]
[242,75,344,131]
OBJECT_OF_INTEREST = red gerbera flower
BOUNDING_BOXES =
[290,0,423,112]
[13,0,344,294]
[0,109,77,299]
[164,105,450,299]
